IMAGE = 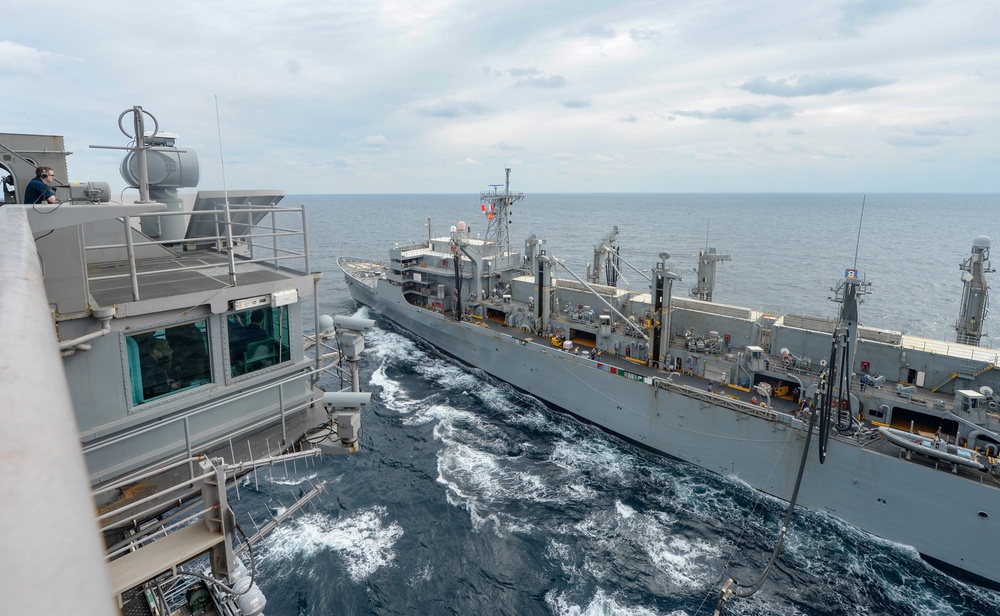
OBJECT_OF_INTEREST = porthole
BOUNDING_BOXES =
[979,511,989,520]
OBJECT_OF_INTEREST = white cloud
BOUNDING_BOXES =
[740,73,896,97]
[0,41,72,73]
[0,0,997,193]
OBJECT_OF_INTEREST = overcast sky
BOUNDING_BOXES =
[3,0,998,194]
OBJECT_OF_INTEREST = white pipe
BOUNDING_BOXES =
[58,317,112,351]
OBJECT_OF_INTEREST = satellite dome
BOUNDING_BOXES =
[973,235,992,249]
[457,221,467,231]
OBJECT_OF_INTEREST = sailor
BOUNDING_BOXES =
[231,309,269,358]
[707,381,713,393]
[764,356,770,370]
[24,166,56,204]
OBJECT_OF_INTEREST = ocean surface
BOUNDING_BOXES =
[242,193,1000,615]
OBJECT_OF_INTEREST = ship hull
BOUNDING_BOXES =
[343,267,1000,588]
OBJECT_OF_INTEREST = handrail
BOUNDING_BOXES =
[83,353,351,487]
[81,204,311,302]
[0,206,118,614]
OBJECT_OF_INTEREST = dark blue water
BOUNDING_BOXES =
[246,193,1000,615]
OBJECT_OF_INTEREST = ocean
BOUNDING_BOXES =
[242,193,1000,615]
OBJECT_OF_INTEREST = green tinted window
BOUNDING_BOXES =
[227,306,290,376]
[127,321,211,405]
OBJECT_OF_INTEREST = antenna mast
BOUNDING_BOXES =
[480,167,524,256]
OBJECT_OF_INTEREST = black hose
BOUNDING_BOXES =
[836,332,853,432]
[716,387,823,611]
[453,252,462,320]
[818,332,839,463]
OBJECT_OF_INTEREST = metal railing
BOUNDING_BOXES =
[901,334,1000,364]
[82,354,349,486]
[83,205,311,302]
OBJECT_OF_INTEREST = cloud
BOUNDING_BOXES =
[506,66,566,88]
[911,122,973,137]
[589,154,626,163]
[882,121,973,147]
[672,104,797,123]
[509,67,541,78]
[494,141,523,151]
[362,135,388,147]
[0,40,71,73]
[839,0,926,36]
[620,114,638,123]
[514,74,567,89]
[574,25,616,39]
[629,27,661,43]
[740,73,895,97]
[561,98,591,108]
[412,99,491,118]
[458,158,481,165]
[883,135,942,147]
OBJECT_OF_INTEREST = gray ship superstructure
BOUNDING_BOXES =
[1,106,373,615]
[341,169,1000,590]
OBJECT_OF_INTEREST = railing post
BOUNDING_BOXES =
[271,206,279,269]
[279,382,287,445]
[184,416,194,480]
[123,216,141,301]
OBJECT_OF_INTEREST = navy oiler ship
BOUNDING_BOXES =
[1,106,373,615]
[341,169,1000,595]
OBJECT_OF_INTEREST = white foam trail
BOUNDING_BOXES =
[544,588,672,616]
[549,439,639,482]
[264,506,403,583]
[779,508,998,615]
[407,562,434,587]
[369,363,424,414]
[563,501,721,590]
[267,472,318,486]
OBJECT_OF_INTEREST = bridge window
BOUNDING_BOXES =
[227,306,290,376]
[127,321,211,405]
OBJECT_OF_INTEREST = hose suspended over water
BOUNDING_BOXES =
[715,325,848,613]
[714,381,824,614]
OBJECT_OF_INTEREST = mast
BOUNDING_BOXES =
[588,226,620,286]
[651,252,681,370]
[956,236,993,347]
[818,268,871,462]
[690,248,731,301]
[480,167,524,257]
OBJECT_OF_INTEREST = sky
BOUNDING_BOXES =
[2,0,999,194]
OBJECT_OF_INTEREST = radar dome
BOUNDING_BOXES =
[973,235,992,249]
[457,221,467,231]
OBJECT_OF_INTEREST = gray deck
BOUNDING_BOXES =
[88,250,301,306]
